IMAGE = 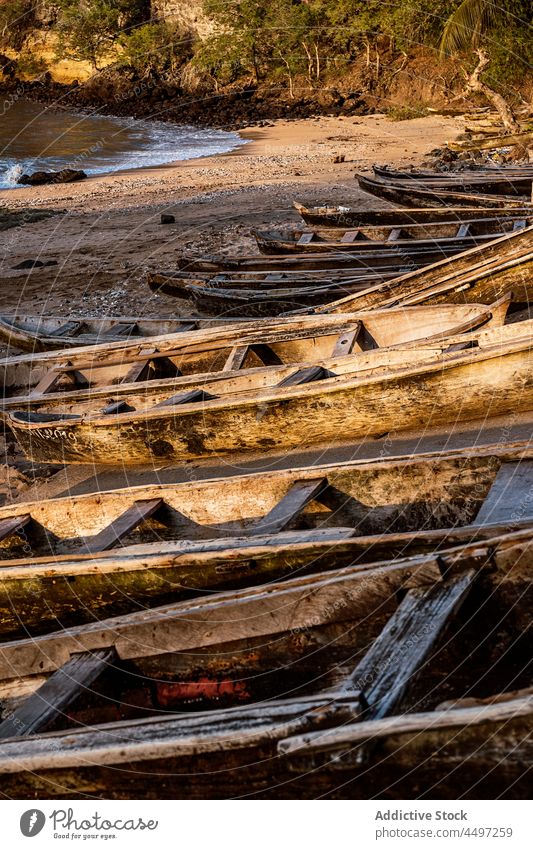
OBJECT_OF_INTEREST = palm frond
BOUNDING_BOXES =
[440,0,498,56]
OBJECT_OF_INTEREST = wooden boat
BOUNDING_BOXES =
[149,268,411,313]
[253,217,531,255]
[373,163,533,178]
[279,690,533,799]
[316,223,533,314]
[0,315,200,354]
[372,164,533,193]
[293,201,533,228]
[5,319,532,466]
[174,242,469,274]
[357,173,533,209]
[152,268,518,317]
[0,305,497,408]
[0,438,529,637]
[152,277,397,316]
[151,240,492,315]
[0,526,529,798]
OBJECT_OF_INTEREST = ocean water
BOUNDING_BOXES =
[0,99,244,189]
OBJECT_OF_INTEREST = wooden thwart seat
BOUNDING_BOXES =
[154,389,217,408]
[81,498,164,553]
[102,400,135,415]
[278,568,477,760]
[474,460,533,525]
[30,364,89,398]
[249,478,328,535]
[277,365,337,387]
[223,343,283,372]
[102,323,137,338]
[123,354,181,384]
[387,228,406,241]
[332,322,362,356]
[0,514,31,543]
[340,230,359,243]
[341,570,476,720]
[49,321,85,338]
[0,649,116,740]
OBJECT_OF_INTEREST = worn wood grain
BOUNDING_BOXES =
[475,460,533,525]
[0,532,504,679]
[249,478,328,535]
[80,498,164,553]
[0,648,115,740]
[0,694,362,768]
[343,571,476,718]
[7,324,533,465]
[0,306,497,405]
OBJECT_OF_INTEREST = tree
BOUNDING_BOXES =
[118,22,194,79]
[55,0,145,71]
[0,0,34,51]
[439,1,530,130]
[440,0,497,55]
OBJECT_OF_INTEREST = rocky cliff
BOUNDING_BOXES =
[151,0,213,37]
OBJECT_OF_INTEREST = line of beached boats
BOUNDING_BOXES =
[0,162,531,799]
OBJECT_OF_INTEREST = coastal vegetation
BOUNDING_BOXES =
[0,0,531,119]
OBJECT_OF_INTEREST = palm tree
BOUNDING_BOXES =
[440,0,497,56]
[440,0,521,132]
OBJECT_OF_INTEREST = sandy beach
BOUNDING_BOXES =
[0,113,462,318]
[0,111,464,502]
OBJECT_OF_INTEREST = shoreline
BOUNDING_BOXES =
[0,99,249,194]
[1,112,462,212]
[0,110,462,502]
[0,112,463,320]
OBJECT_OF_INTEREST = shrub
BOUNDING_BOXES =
[0,0,34,51]
[118,22,195,79]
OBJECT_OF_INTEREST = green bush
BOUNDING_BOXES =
[118,22,194,78]
[386,104,430,120]
[0,0,34,51]
[54,0,145,70]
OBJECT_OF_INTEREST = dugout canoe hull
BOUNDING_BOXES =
[0,316,198,354]
[0,305,498,406]
[0,528,529,798]
[317,223,533,313]
[253,217,532,255]
[5,322,533,465]
[0,438,529,635]
[357,174,533,209]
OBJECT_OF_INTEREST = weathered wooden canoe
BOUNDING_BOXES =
[317,223,533,313]
[0,315,199,354]
[373,163,533,181]
[371,165,533,195]
[5,320,532,466]
[153,277,395,316]
[0,527,529,798]
[357,173,533,209]
[0,305,497,407]
[278,690,533,799]
[253,216,531,255]
[0,438,529,636]
[293,200,533,228]
[152,240,499,315]
[174,242,470,274]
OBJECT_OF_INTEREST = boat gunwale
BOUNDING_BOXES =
[6,324,532,430]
